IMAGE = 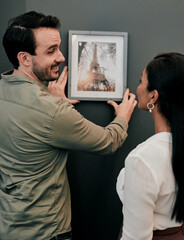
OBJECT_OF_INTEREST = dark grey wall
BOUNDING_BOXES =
[1,0,184,240]
[0,0,26,73]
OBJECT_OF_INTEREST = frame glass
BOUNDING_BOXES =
[68,30,128,101]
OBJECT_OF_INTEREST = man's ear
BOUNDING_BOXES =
[149,90,159,104]
[17,52,30,67]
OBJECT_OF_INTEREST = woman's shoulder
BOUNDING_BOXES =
[126,132,172,171]
[130,132,172,156]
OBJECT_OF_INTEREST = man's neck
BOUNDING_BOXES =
[13,68,43,84]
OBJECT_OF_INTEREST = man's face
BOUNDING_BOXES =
[30,27,65,82]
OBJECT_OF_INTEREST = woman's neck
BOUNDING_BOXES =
[152,110,171,134]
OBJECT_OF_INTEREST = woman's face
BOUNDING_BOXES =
[136,68,151,111]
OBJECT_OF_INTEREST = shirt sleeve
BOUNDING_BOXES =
[51,100,128,154]
[121,155,159,240]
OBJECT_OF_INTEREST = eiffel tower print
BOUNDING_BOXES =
[78,43,115,92]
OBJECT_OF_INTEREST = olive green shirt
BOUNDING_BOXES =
[0,71,128,240]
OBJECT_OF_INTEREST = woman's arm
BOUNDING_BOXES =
[121,156,159,240]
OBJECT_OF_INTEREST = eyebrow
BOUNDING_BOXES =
[47,44,58,50]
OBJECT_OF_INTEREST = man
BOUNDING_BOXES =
[0,11,136,240]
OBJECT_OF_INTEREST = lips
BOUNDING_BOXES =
[51,65,59,72]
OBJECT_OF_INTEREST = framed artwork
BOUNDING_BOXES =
[68,30,128,101]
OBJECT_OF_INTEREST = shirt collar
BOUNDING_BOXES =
[1,70,50,93]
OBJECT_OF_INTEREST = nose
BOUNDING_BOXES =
[57,50,65,62]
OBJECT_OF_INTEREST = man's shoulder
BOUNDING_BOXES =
[0,73,70,118]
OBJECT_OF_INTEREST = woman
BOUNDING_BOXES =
[116,53,184,240]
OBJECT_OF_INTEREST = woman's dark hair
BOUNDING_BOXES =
[146,52,184,222]
[3,11,61,69]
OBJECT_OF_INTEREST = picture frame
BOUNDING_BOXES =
[68,30,128,101]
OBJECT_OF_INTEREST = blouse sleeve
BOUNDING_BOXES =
[122,155,159,240]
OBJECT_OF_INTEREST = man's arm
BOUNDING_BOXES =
[48,66,137,123]
[48,67,136,154]
[52,101,129,154]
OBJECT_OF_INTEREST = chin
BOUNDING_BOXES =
[137,103,141,109]
[137,103,145,110]
[53,72,59,79]
[48,74,59,81]
[47,78,57,82]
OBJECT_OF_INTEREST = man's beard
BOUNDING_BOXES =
[33,65,60,82]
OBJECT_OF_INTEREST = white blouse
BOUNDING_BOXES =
[116,132,181,240]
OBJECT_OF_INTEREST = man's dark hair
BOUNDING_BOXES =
[3,11,61,69]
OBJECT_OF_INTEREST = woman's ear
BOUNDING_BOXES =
[17,52,30,67]
[149,90,159,104]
